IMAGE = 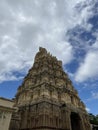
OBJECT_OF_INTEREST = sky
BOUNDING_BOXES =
[0,0,98,115]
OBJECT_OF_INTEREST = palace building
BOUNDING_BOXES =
[0,97,15,130]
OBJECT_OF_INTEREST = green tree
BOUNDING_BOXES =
[89,113,98,125]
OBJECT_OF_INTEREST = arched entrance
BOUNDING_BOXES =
[70,112,82,130]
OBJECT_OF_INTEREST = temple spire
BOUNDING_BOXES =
[10,47,91,130]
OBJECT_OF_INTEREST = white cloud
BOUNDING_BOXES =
[86,107,90,112]
[75,36,98,82]
[0,0,95,83]
[92,92,98,99]
[86,91,98,102]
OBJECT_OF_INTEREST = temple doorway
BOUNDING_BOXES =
[70,112,82,130]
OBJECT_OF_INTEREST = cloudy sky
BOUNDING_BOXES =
[0,0,98,115]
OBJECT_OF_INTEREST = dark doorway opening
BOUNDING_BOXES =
[70,112,82,130]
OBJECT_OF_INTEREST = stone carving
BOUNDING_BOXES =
[9,47,91,130]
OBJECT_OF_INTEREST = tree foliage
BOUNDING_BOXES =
[89,113,98,125]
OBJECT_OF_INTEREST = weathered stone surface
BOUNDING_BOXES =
[9,47,91,130]
[0,97,15,130]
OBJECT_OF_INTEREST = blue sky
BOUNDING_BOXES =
[0,0,98,115]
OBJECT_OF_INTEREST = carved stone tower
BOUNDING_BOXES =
[10,47,91,130]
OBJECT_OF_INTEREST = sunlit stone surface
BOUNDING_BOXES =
[9,47,91,130]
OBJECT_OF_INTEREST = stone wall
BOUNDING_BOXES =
[0,97,15,130]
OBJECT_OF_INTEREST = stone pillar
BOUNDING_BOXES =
[81,114,92,130]
[79,114,86,130]
[61,108,71,130]
[20,109,28,129]
[65,111,71,130]
[43,113,45,126]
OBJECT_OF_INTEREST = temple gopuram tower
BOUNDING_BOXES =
[10,47,91,130]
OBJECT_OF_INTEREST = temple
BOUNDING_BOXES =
[10,47,91,130]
